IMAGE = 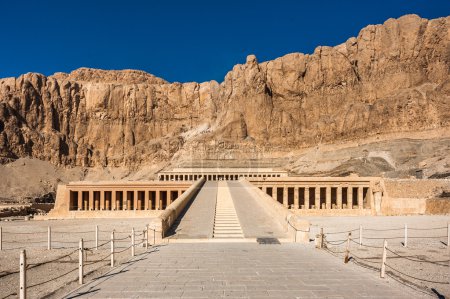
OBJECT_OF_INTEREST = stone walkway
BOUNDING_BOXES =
[228,181,288,239]
[64,243,427,298]
[213,181,244,238]
[168,182,217,239]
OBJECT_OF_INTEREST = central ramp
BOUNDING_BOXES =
[213,181,244,238]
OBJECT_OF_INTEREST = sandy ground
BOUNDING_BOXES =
[305,215,450,298]
[0,218,157,298]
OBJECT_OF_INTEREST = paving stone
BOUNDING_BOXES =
[64,243,428,298]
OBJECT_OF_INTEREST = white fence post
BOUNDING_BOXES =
[95,225,99,250]
[79,239,84,284]
[110,231,114,267]
[20,250,26,299]
[447,223,449,247]
[359,225,363,248]
[381,239,387,278]
[131,228,135,257]
[404,224,407,247]
[344,233,351,264]
[146,225,149,250]
[47,226,51,250]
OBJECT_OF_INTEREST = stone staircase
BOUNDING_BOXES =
[213,182,244,238]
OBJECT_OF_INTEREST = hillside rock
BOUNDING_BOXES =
[0,14,448,173]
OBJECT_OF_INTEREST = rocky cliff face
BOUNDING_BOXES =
[0,14,449,172]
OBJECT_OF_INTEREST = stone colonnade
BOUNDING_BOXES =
[67,185,188,211]
[255,182,374,210]
[159,173,283,181]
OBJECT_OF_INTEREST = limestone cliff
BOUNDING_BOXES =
[0,14,449,175]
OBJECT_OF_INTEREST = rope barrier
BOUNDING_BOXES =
[52,230,94,234]
[363,227,404,232]
[323,228,359,235]
[408,227,447,231]
[2,231,47,235]
[114,245,132,254]
[385,247,450,266]
[324,240,347,246]
[385,263,449,284]
[27,266,78,289]
[349,239,384,249]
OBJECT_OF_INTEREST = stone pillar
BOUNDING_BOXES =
[272,187,277,200]
[100,191,105,210]
[105,192,110,210]
[347,187,353,209]
[124,191,129,210]
[315,187,320,209]
[178,189,183,199]
[155,190,160,210]
[304,187,310,209]
[358,186,364,209]
[112,191,116,210]
[262,186,267,195]
[134,190,139,210]
[167,190,172,206]
[326,186,331,209]
[77,191,82,211]
[283,186,288,208]
[94,192,99,211]
[294,187,299,209]
[144,191,149,210]
[89,190,94,211]
[337,186,342,209]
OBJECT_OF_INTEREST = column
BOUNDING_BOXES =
[337,186,342,209]
[315,187,320,209]
[99,191,104,210]
[262,186,267,195]
[155,190,160,210]
[105,192,110,210]
[348,187,353,209]
[304,187,310,209]
[112,191,117,210]
[294,187,299,209]
[134,190,139,210]
[283,186,288,208]
[272,186,277,200]
[124,191,128,210]
[77,191,82,211]
[178,189,183,198]
[144,190,149,210]
[89,190,94,211]
[167,190,172,206]
[326,186,331,209]
[358,186,364,209]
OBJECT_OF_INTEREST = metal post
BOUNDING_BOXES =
[19,250,26,299]
[47,226,51,250]
[95,225,99,250]
[79,239,84,284]
[110,231,114,267]
[359,225,363,248]
[0,227,2,251]
[153,227,156,245]
[344,233,351,264]
[404,224,407,247]
[146,225,149,250]
[131,228,135,257]
[381,239,387,278]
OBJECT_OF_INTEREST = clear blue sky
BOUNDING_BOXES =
[0,0,448,83]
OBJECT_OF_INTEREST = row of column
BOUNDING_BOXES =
[69,189,184,211]
[261,185,371,210]
[159,173,283,181]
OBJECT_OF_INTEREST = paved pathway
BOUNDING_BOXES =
[168,181,217,239]
[228,181,288,239]
[65,243,426,298]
